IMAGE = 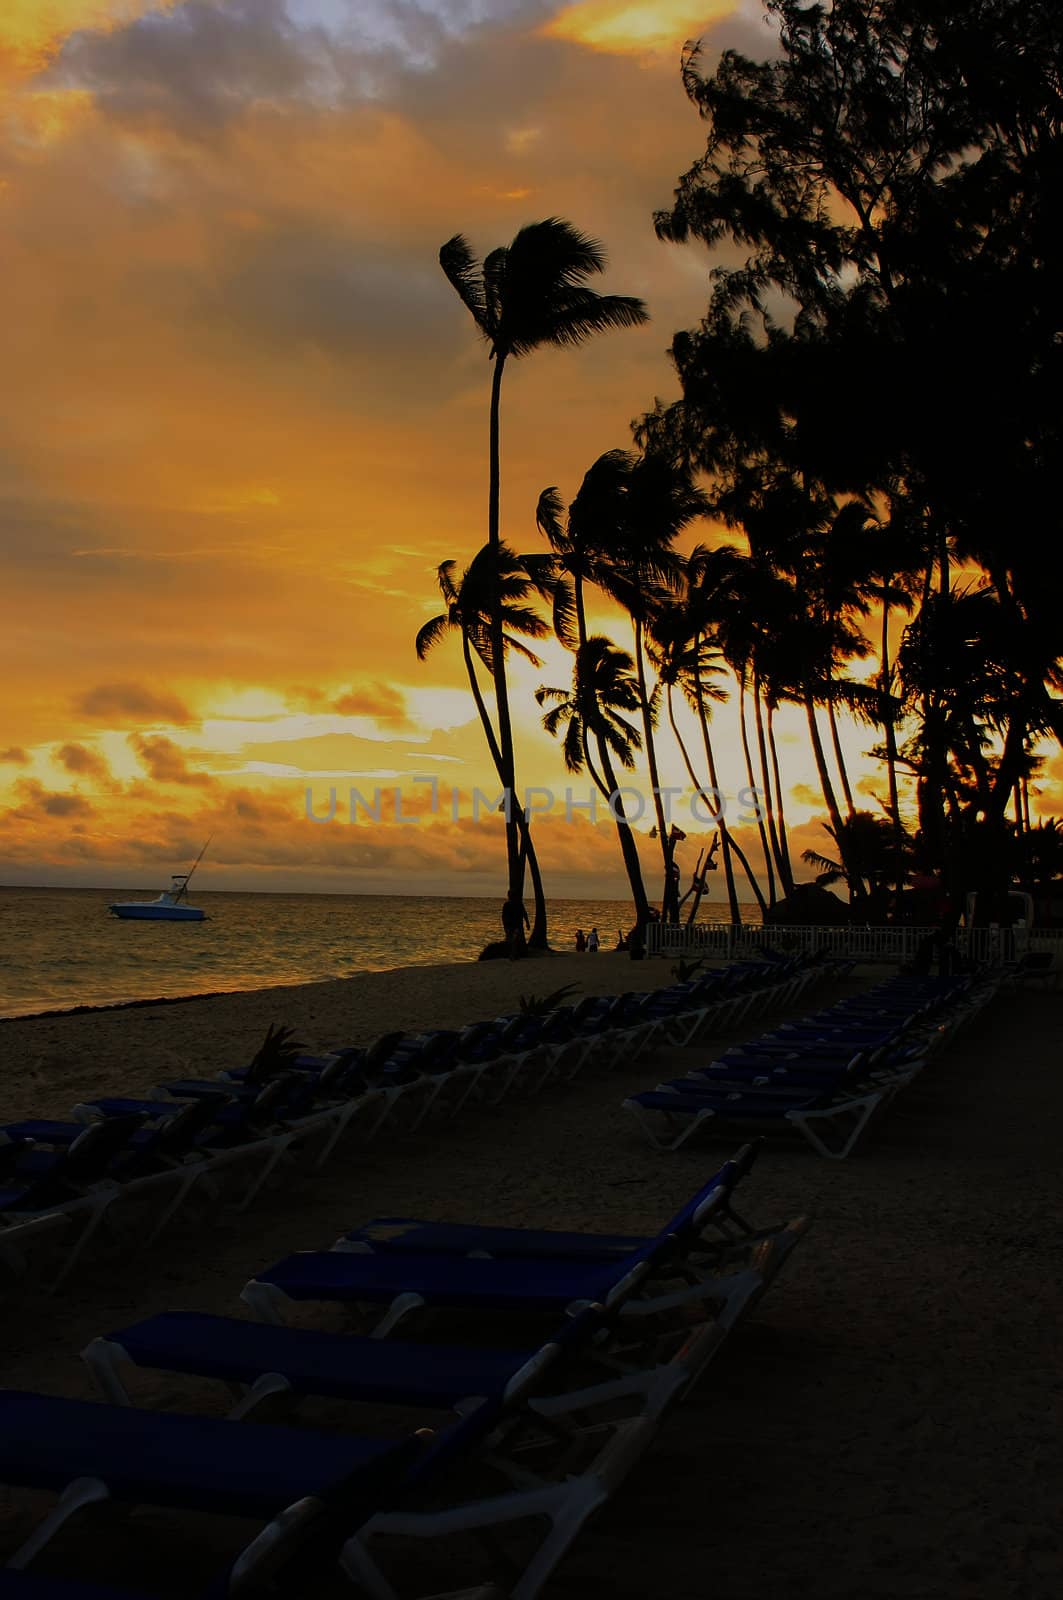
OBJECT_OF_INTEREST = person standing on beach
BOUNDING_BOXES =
[501,890,530,959]
[575,928,587,952]
[587,926,600,952]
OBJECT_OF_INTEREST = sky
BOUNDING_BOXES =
[3,0,1052,902]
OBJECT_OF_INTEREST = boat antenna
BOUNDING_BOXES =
[175,836,212,903]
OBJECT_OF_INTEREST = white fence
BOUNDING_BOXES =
[644,921,1063,966]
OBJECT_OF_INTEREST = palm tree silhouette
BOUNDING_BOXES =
[439,221,647,907]
[415,544,551,946]
[536,637,650,931]
[649,566,768,923]
[537,447,708,920]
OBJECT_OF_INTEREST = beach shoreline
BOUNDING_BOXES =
[0,950,677,1123]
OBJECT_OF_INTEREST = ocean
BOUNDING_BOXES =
[0,887,761,1019]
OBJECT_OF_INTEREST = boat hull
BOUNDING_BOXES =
[109,903,205,921]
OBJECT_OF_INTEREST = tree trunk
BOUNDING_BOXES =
[487,352,523,906]
[879,587,906,905]
[596,739,650,931]
[461,631,548,947]
[739,677,776,908]
[753,670,788,886]
[692,652,743,923]
[668,684,765,919]
[766,699,795,895]
[635,618,678,922]
[805,691,859,903]
[826,689,857,817]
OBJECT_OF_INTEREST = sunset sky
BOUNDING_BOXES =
[3,0,1050,901]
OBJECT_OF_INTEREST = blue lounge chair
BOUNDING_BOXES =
[2,1312,646,1600]
[0,1432,428,1596]
[241,1167,769,1337]
[622,1079,888,1158]
[82,1294,707,1426]
[0,1116,148,1289]
[0,1391,420,1572]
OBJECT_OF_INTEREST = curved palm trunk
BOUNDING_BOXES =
[634,618,678,923]
[595,738,650,932]
[826,689,857,817]
[574,571,589,649]
[766,700,795,895]
[804,691,860,904]
[918,543,949,867]
[879,588,905,902]
[668,685,766,920]
[487,353,523,907]
[690,661,743,924]
[462,631,548,948]
[739,678,776,909]
[752,671,788,888]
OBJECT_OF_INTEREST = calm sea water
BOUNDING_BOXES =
[0,887,761,1019]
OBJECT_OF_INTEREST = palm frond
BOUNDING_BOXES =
[503,635,544,667]
[414,614,450,660]
[535,486,566,546]
[562,714,586,774]
[436,560,460,607]
[439,235,488,335]
[482,245,508,344]
[526,291,648,355]
[535,684,568,708]
[551,576,578,649]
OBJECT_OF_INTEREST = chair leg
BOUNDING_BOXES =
[8,1477,112,1569]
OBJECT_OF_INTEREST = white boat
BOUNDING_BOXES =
[109,841,210,921]
[109,880,205,921]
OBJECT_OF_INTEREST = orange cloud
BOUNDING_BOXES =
[543,0,738,57]
[12,777,96,818]
[54,741,113,783]
[76,683,193,726]
[0,747,29,764]
[0,1,173,81]
[332,683,411,730]
[128,733,213,786]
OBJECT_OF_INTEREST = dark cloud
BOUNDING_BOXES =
[54,742,113,782]
[128,733,215,785]
[76,683,194,726]
[0,747,29,764]
[50,0,346,133]
[333,681,410,728]
[13,779,96,818]
[48,0,559,136]
[192,222,462,380]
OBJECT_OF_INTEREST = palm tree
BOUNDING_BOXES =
[648,544,758,923]
[802,811,912,919]
[415,544,551,945]
[536,637,650,930]
[648,583,768,922]
[439,221,648,903]
[538,447,709,921]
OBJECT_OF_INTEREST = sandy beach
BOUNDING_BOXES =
[0,959,1059,1598]
[0,952,675,1123]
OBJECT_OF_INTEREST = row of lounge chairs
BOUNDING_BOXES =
[0,956,845,1295]
[622,971,1000,1157]
[0,1143,807,1599]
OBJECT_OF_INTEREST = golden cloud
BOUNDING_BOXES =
[128,733,214,787]
[76,683,194,726]
[0,1,173,81]
[542,0,738,58]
